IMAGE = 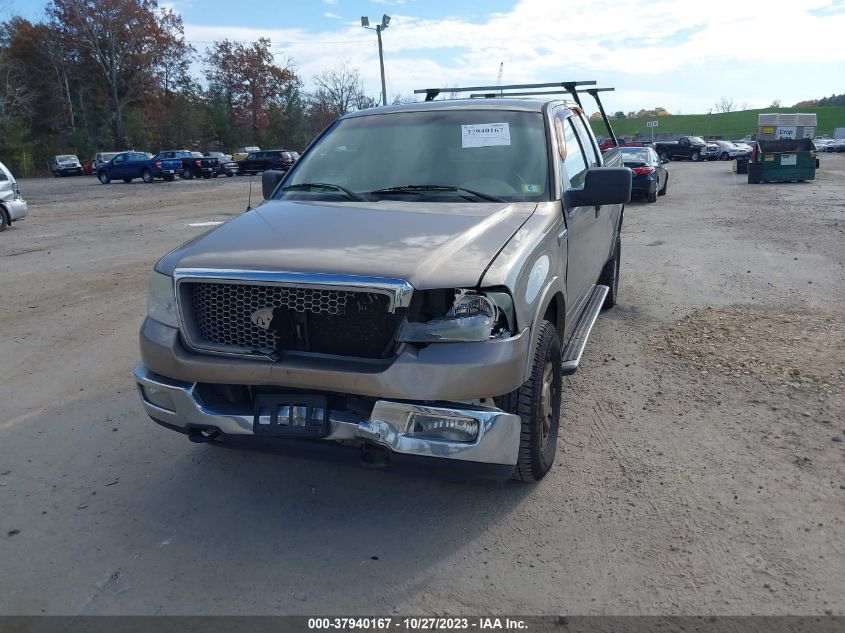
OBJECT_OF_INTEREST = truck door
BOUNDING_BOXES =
[109,153,127,179]
[571,113,615,258]
[554,108,606,320]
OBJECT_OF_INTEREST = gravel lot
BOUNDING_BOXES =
[1,160,843,616]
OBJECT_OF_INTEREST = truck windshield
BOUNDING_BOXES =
[688,137,705,144]
[276,109,550,203]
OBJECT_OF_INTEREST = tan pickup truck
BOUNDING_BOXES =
[135,82,631,481]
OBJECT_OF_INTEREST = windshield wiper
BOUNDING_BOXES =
[370,184,504,203]
[280,182,365,201]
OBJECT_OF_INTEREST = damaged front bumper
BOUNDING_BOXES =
[134,364,521,470]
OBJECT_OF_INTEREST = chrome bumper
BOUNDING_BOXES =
[134,364,521,466]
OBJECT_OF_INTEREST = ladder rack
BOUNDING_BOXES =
[413,81,619,146]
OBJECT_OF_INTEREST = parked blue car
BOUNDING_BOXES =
[96,152,182,184]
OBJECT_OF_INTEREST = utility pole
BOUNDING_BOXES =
[362,15,391,106]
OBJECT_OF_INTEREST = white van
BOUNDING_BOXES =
[0,161,28,232]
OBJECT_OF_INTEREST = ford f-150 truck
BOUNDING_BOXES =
[135,81,631,481]
[97,152,182,184]
[654,136,708,161]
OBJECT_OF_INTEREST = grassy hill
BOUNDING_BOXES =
[588,106,845,140]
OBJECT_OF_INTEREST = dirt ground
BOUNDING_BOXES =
[0,160,843,616]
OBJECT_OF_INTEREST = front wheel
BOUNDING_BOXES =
[141,169,153,183]
[720,152,729,161]
[0,208,8,232]
[495,320,562,482]
[691,151,701,162]
[98,172,111,184]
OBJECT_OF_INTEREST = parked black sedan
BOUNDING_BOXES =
[237,149,299,175]
[619,146,668,203]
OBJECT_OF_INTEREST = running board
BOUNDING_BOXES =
[561,285,609,375]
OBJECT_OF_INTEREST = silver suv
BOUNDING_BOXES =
[135,82,631,481]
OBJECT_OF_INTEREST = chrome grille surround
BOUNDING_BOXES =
[173,269,414,360]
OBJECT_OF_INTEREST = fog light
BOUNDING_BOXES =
[139,384,175,412]
[407,413,479,442]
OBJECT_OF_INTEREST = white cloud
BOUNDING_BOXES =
[324,12,343,20]
[184,0,845,112]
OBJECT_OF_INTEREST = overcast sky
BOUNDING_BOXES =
[10,0,845,114]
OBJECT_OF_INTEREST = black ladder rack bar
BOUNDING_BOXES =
[414,81,597,103]
[584,88,618,147]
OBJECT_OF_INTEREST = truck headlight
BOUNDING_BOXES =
[397,290,512,343]
[146,271,178,327]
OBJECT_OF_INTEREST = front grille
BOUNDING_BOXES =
[184,282,405,359]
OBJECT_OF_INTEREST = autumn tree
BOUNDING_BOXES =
[205,38,299,140]
[47,0,191,148]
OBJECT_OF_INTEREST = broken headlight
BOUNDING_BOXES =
[397,289,513,343]
[146,271,178,327]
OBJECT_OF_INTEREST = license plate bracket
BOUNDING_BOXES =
[253,393,329,438]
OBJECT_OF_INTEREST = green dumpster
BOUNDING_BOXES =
[747,139,816,184]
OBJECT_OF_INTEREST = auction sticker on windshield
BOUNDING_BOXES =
[462,122,511,148]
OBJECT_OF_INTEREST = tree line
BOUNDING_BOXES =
[0,0,377,176]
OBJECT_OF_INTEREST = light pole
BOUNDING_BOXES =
[361,14,390,106]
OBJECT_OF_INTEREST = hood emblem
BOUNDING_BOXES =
[250,307,274,330]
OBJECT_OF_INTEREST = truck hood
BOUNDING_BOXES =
[157,199,537,289]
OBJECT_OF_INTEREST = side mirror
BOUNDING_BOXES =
[262,170,285,200]
[564,167,631,209]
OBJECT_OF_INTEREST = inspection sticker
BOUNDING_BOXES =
[462,122,511,148]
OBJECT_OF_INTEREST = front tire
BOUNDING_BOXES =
[0,207,8,232]
[98,172,111,184]
[720,152,729,161]
[691,151,701,162]
[497,321,563,481]
[598,230,621,308]
[496,320,562,482]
